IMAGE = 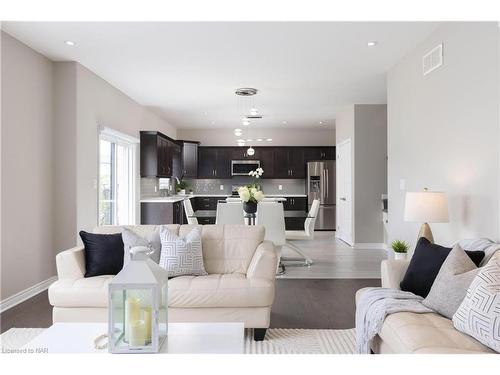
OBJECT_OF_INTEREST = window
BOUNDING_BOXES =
[98,127,138,226]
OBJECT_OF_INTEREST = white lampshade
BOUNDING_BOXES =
[404,191,449,223]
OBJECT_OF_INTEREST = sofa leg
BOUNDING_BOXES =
[253,328,267,341]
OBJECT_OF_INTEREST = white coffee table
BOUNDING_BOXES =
[22,322,244,354]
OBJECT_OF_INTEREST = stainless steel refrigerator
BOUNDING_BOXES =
[307,161,335,230]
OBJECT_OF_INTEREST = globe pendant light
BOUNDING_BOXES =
[247,146,255,156]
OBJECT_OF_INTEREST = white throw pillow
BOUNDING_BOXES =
[159,227,207,278]
[452,254,500,353]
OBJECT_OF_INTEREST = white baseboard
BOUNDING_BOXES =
[353,243,388,250]
[0,276,57,313]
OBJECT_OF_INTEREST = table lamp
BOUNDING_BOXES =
[404,189,449,244]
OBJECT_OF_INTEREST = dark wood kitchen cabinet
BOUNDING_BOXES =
[171,142,182,179]
[283,196,308,211]
[179,141,199,178]
[198,147,231,179]
[259,147,274,178]
[273,148,305,179]
[140,131,176,178]
[141,201,183,225]
[304,147,335,162]
[231,147,260,160]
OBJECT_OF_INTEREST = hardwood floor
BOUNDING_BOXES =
[0,290,52,334]
[272,278,380,329]
[0,278,379,334]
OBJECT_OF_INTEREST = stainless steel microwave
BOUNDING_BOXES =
[231,160,261,176]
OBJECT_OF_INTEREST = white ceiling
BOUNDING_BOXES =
[3,22,439,129]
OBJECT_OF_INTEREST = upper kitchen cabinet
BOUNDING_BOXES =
[179,141,199,178]
[231,146,260,160]
[273,147,305,179]
[140,131,176,178]
[198,147,231,179]
[171,142,182,179]
[304,147,335,162]
[259,147,274,178]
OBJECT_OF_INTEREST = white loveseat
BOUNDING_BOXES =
[48,224,278,340]
[356,245,500,354]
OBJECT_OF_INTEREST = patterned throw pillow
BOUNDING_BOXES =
[159,227,207,278]
[453,254,500,352]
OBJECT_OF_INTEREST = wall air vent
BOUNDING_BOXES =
[422,43,443,76]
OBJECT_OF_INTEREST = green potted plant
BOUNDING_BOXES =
[391,239,409,260]
[175,180,189,195]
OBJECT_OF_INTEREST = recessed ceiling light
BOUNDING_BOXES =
[319,121,324,125]
[203,111,208,115]
[282,121,287,125]
[236,139,245,143]
[266,138,273,142]
[237,142,245,147]
[211,121,216,125]
[242,119,250,126]
[234,128,242,136]
[249,108,258,116]
[64,40,75,46]
[257,138,263,142]
[367,41,378,47]
[246,139,253,142]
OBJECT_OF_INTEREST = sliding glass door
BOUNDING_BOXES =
[98,131,137,226]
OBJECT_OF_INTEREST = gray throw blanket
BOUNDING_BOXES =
[355,287,433,354]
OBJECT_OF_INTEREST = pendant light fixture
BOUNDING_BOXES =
[235,87,259,156]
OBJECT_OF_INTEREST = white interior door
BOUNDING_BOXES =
[336,139,353,245]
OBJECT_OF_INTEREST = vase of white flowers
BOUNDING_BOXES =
[238,168,265,213]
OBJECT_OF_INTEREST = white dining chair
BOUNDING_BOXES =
[215,202,245,225]
[183,199,198,225]
[280,199,320,266]
[285,199,321,240]
[256,202,287,274]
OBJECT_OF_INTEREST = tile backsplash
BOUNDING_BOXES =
[184,177,305,195]
[141,177,306,197]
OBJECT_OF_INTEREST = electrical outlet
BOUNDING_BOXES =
[220,185,224,191]
[154,185,158,193]
[278,185,283,191]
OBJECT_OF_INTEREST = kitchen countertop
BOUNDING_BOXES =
[140,193,307,203]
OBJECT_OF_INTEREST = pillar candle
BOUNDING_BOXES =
[124,296,140,343]
[129,320,146,346]
[142,306,152,344]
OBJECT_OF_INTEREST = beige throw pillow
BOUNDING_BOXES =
[423,245,480,319]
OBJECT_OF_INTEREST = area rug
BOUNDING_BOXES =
[1,327,356,354]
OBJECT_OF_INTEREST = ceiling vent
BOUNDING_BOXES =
[422,43,443,76]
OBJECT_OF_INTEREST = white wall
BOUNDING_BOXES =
[1,33,179,300]
[354,105,387,243]
[336,104,387,244]
[1,32,55,298]
[74,64,177,236]
[53,62,77,253]
[387,22,500,250]
[178,127,335,146]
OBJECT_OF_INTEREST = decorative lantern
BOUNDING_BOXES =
[108,247,168,353]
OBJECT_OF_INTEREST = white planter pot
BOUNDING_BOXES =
[179,189,186,195]
[394,252,407,260]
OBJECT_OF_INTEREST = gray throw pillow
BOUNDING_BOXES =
[453,254,500,353]
[159,227,207,278]
[122,227,162,265]
[423,244,480,319]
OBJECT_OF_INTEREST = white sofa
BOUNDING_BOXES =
[48,224,278,340]
[356,251,499,354]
